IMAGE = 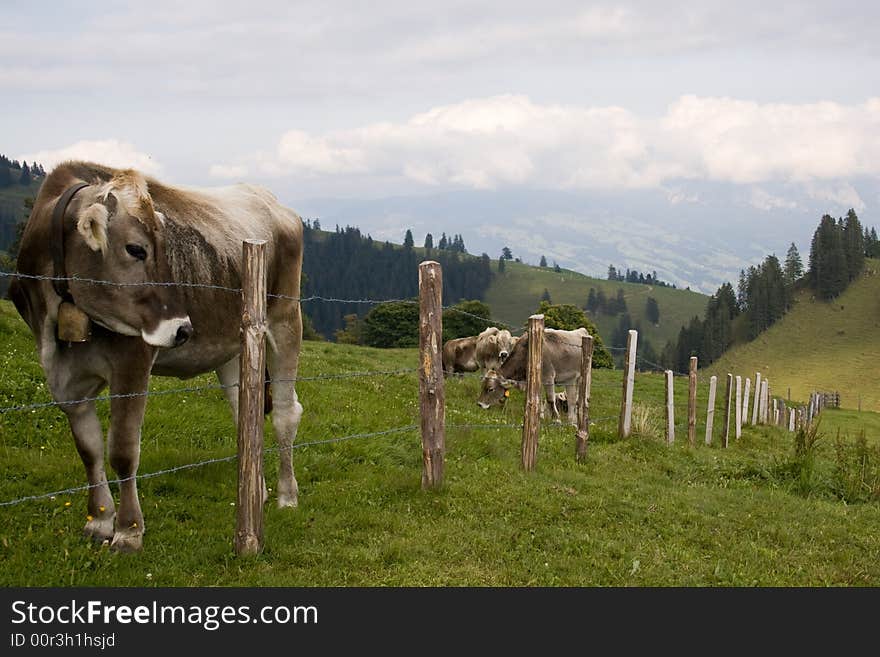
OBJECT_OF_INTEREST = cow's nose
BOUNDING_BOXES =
[499,350,509,360]
[174,322,193,347]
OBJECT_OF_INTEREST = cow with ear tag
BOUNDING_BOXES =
[476,327,588,425]
[9,161,305,552]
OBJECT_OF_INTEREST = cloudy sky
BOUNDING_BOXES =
[4,1,879,288]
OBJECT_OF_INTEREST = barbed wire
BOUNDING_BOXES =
[0,424,419,508]
[0,382,238,414]
[1,271,243,294]
[0,368,422,415]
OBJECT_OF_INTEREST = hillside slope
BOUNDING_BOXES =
[708,259,880,411]
[484,260,709,353]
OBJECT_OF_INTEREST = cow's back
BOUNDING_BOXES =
[147,182,303,377]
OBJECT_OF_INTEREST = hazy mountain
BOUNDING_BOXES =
[287,179,878,294]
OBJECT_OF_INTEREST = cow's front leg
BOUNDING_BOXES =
[61,396,116,542]
[107,342,155,552]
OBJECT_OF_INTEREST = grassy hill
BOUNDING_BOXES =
[708,259,880,412]
[2,298,879,586]
[484,260,709,355]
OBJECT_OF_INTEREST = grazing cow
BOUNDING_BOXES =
[9,161,304,552]
[442,336,479,377]
[476,327,589,424]
[474,326,516,373]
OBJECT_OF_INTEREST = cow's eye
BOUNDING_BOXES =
[125,244,147,261]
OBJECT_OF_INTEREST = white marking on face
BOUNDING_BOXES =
[141,316,192,347]
[478,402,491,409]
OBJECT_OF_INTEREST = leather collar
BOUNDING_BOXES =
[50,182,90,301]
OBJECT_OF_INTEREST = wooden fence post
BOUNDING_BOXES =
[418,261,445,489]
[618,329,638,439]
[575,335,594,462]
[722,374,733,448]
[789,407,795,432]
[521,314,544,471]
[236,239,267,556]
[665,370,675,446]
[705,375,717,445]
[751,372,761,425]
[743,378,751,426]
[734,376,742,440]
[687,357,697,447]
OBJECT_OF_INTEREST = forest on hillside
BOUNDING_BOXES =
[300,223,493,339]
[658,209,880,373]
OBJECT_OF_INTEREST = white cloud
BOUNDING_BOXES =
[805,182,866,213]
[749,188,799,211]
[19,140,162,175]
[230,94,880,193]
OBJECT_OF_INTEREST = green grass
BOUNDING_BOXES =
[484,260,708,354]
[708,259,880,412]
[1,298,879,586]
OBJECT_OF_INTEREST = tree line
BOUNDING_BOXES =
[607,264,674,288]
[0,155,46,189]
[300,223,493,339]
[657,209,876,373]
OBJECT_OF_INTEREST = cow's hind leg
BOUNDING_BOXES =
[267,309,303,509]
[60,392,116,542]
[564,383,579,426]
[544,383,561,423]
[216,357,268,504]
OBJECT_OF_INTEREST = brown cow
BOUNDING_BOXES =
[474,326,516,373]
[476,327,588,424]
[9,161,304,552]
[442,336,479,378]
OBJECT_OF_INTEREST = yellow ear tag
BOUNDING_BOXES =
[504,389,510,397]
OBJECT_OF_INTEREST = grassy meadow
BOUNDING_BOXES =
[1,298,879,586]
[708,259,880,412]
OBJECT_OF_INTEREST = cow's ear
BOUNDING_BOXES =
[501,377,517,389]
[76,203,110,253]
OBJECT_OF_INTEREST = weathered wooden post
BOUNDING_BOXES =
[735,375,742,440]
[575,335,594,462]
[521,314,544,471]
[752,372,762,425]
[722,373,733,448]
[743,378,751,426]
[236,239,267,556]
[788,406,795,432]
[687,357,697,447]
[418,261,445,490]
[665,370,675,446]
[618,329,638,439]
[705,375,717,445]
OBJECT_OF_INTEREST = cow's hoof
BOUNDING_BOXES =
[278,490,299,509]
[110,527,144,553]
[83,515,115,542]
[277,492,298,509]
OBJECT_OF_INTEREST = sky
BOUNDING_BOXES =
[4,1,879,288]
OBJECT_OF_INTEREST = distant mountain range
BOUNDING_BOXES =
[287,179,879,294]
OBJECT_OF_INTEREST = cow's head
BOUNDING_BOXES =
[477,369,516,409]
[497,329,515,362]
[63,171,192,348]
